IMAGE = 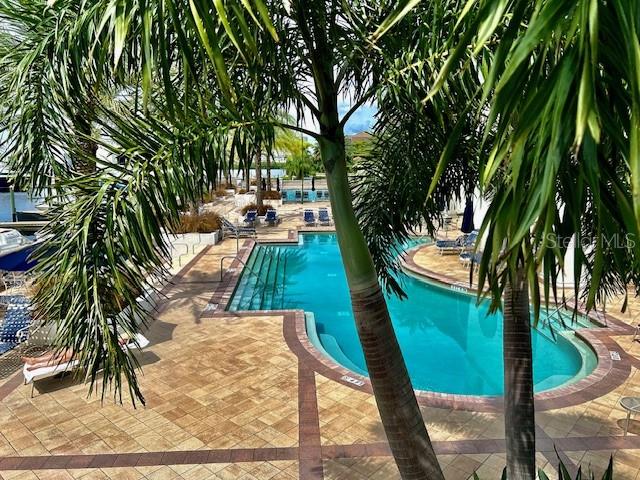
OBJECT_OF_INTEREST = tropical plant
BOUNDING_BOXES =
[432,2,640,478]
[173,211,223,234]
[4,0,456,477]
[240,203,272,216]
[358,0,640,478]
[262,190,281,200]
[473,455,614,480]
[284,151,316,179]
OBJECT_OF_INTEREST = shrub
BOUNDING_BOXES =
[173,212,222,233]
[241,203,274,216]
[262,190,282,200]
[214,187,228,197]
[237,188,247,194]
[473,456,614,480]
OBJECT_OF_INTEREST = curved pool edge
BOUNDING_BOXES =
[390,244,633,410]
[207,234,636,413]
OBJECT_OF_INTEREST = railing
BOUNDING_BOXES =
[219,254,270,291]
[220,255,246,281]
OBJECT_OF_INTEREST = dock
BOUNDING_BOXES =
[0,221,47,233]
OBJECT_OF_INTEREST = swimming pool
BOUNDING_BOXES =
[228,233,597,396]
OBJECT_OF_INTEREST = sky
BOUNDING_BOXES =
[295,98,377,138]
[339,102,377,135]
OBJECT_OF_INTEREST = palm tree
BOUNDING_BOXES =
[0,0,117,184]
[3,1,456,477]
[359,1,640,478]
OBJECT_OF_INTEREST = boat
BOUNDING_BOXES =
[0,228,40,271]
[15,210,47,222]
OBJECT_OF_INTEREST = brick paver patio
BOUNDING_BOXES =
[0,202,639,479]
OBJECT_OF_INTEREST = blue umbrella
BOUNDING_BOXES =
[461,197,474,233]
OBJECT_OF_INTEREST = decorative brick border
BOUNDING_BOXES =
[3,434,639,472]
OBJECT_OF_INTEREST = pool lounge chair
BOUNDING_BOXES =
[318,208,332,226]
[0,305,31,356]
[222,218,256,238]
[436,230,479,255]
[243,210,258,227]
[265,209,280,226]
[436,236,464,254]
[459,251,482,268]
[304,210,316,226]
[23,333,150,397]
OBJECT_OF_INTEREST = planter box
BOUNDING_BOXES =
[263,199,283,208]
[172,231,220,247]
[234,193,256,208]
[225,189,236,196]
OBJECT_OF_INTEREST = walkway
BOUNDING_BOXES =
[0,211,639,479]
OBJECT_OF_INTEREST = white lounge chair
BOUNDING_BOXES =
[23,359,80,396]
[23,333,149,397]
[126,333,150,350]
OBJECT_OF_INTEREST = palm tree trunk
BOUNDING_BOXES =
[266,152,272,191]
[503,266,536,479]
[299,4,443,476]
[255,146,263,207]
[319,134,444,480]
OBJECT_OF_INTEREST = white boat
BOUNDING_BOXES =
[0,229,38,271]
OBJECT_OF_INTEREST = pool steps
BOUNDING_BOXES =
[228,246,287,311]
[304,313,365,375]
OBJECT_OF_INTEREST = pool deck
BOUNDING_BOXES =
[0,203,639,479]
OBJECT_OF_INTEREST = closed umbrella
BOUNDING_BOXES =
[276,178,280,191]
[461,197,474,233]
[262,178,266,191]
[311,176,316,191]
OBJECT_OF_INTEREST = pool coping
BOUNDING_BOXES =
[202,230,636,413]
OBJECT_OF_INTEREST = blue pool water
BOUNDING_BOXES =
[228,233,596,395]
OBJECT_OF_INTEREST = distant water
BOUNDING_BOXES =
[0,193,39,222]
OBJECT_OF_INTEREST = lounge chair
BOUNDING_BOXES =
[304,209,316,226]
[23,333,150,397]
[243,210,258,227]
[436,236,464,254]
[318,208,332,226]
[436,230,479,255]
[265,209,280,226]
[459,251,482,268]
[222,218,256,239]
[0,303,31,356]
[1,272,28,293]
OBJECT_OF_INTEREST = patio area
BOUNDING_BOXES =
[0,206,639,480]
